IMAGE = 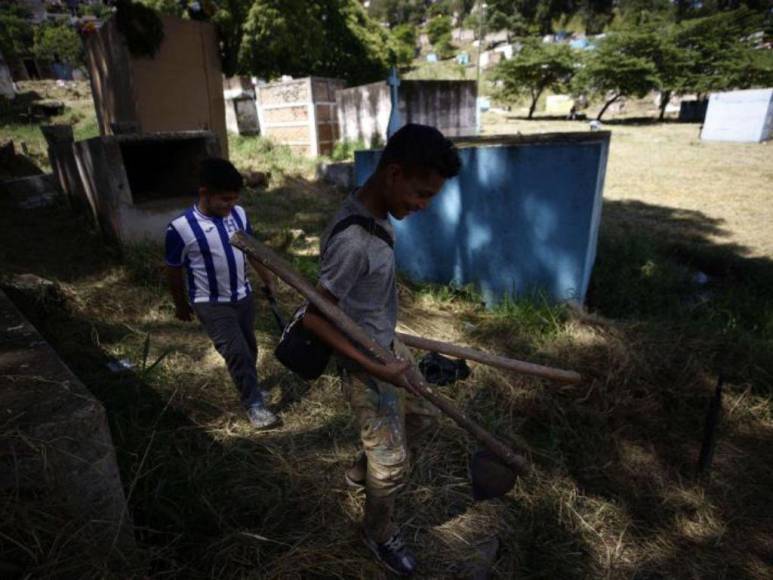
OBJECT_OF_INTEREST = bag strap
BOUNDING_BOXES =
[325,214,394,251]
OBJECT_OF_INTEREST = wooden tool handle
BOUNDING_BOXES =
[396,332,581,384]
[231,231,528,473]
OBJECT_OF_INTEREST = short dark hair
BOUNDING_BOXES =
[198,157,243,192]
[378,124,461,178]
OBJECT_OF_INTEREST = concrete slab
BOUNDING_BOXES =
[0,174,59,208]
[0,287,135,561]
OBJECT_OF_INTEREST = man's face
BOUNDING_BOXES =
[201,188,240,217]
[385,164,446,220]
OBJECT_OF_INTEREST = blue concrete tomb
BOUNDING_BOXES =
[354,132,611,304]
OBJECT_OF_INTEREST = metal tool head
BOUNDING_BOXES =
[469,448,519,501]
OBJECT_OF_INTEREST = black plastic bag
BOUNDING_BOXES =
[418,352,471,386]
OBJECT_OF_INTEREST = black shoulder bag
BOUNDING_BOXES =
[274,215,394,380]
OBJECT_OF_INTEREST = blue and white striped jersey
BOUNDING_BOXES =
[165,204,254,304]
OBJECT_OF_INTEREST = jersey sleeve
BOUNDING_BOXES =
[235,206,253,235]
[165,225,186,267]
[318,229,368,301]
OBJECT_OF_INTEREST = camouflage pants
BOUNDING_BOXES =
[341,339,439,543]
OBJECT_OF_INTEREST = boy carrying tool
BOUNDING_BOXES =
[165,158,280,429]
[302,124,462,576]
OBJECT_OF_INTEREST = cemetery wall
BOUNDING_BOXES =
[337,80,477,148]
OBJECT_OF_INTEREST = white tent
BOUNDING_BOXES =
[700,88,773,143]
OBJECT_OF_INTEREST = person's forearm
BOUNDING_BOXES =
[302,308,381,373]
[248,257,275,290]
[166,267,188,310]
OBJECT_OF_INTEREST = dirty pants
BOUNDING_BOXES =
[193,294,264,409]
[341,339,439,543]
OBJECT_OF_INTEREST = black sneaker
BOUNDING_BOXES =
[363,531,417,577]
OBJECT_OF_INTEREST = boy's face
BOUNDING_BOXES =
[384,164,445,220]
[200,188,240,218]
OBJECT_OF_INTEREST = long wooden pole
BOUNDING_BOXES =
[231,231,527,474]
[396,332,581,384]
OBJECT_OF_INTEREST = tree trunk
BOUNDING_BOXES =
[596,94,620,121]
[658,90,672,121]
[528,99,538,119]
[528,89,542,119]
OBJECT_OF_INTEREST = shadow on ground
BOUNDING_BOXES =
[1,189,770,578]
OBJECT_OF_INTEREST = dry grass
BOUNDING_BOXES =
[1,86,771,578]
[481,109,773,257]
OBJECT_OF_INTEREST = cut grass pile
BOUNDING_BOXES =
[0,84,771,578]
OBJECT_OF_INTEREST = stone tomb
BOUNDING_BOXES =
[85,14,228,156]
[256,77,344,157]
[700,88,773,143]
[0,286,134,563]
[67,131,220,243]
[337,80,477,149]
[355,132,611,305]
[224,76,260,136]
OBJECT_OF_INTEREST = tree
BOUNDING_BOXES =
[135,0,393,81]
[601,26,688,120]
[368,0,428,28]
[483,0,573,38]
[390,23,417,67]
[239,0,391,84]
[451,0,476,18]
[483,0,532,38]
[673,7,770,96]
[575,0,615,34]
[493,40,577,119]
[427,14,455,59]
[618,0,673,26]
[136,0,183,13]
[0,3,34,62]
[33,24,84,66]
[210,0,252,77]
[738,46,773,89]
[428,0,452,18]
[427,14,452,45]
[573,33,659,120]
[435,33,456,59]
[78,2,115,20]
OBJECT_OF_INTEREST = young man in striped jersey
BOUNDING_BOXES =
[165,158,279,429]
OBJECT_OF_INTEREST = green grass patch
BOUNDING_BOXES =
[1,83,100,174]
[329,138,367,162]
[229,135,317,178]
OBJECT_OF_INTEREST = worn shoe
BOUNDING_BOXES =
[247,405,280,430]
[345,452,367,491]
[363,531,417,577]
[344,470,366,491]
